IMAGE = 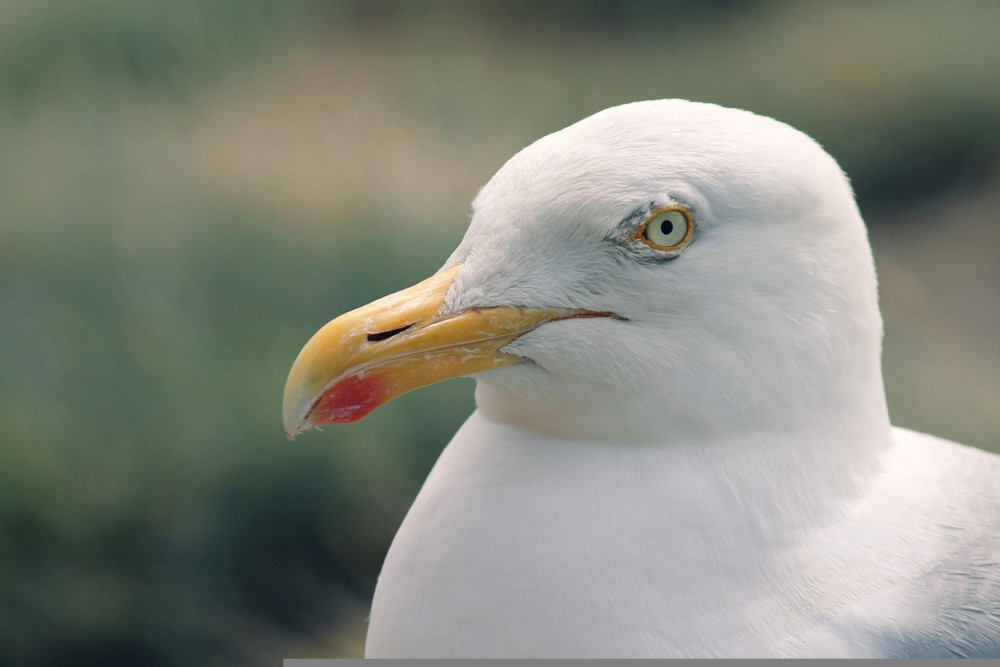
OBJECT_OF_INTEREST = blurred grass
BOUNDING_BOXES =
[1,0,998,664]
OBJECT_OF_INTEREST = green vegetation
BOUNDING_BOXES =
[2,1,998,663]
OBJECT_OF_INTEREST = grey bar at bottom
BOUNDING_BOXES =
[285,660,986,666]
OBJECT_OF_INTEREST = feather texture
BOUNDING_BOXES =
[362,100,999,658]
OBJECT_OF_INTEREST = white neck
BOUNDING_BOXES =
[471,395,893,539]
[366,403,895,657]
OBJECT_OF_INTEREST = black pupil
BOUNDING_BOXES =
[660,219,674,236]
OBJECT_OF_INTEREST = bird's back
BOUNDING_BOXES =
[792,427,1000,658]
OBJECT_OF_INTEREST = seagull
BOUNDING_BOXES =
[282,100,1000,658]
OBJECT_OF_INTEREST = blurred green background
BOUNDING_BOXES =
[2,0,998,663]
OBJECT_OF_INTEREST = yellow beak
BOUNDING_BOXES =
[282,263,613,438]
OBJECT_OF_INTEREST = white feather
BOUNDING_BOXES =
[364,100,1000,658]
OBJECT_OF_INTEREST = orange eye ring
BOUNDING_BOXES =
[636,205,694,252]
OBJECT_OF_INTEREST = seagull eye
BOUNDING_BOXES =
[638,206,693,251]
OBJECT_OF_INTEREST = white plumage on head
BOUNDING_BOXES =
[443,99,885,446]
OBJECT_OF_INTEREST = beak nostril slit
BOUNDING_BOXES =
[367,323,414,343]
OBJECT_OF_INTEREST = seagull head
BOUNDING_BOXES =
[283,100,888,443]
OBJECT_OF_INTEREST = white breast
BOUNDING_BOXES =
[364,411,998,658]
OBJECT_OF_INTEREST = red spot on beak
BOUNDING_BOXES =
[312,373,387,424]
